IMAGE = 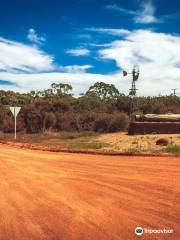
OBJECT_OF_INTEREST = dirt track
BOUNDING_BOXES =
[0,144,179,240]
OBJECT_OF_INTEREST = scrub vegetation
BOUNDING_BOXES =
[0,81,179,134]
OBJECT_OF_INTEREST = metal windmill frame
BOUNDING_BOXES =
[129,65,140,120]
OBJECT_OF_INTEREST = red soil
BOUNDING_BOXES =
[0,144,179,240]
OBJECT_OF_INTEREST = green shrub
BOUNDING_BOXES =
[164,145,180,154]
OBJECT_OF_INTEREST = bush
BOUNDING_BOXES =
[164,144,180,154]
[42,112,56,132]
[56,112,79,131]
[95,113,129,133]
[77,112,97,131]
[24,108,43,133]
[94,114,111,132]
[3,116,13,133]
[52,100,71,112]
[108,113,129,132]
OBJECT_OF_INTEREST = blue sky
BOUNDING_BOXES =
[0,0,180,95]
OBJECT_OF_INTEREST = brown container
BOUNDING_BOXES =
[128,122,180,135]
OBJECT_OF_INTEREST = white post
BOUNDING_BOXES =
[10,107,21,140]
[14,109,17,140]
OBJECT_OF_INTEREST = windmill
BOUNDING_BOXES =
[123,65,140,120]
[129,64,139,96]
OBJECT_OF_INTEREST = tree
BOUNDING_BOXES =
[85,82,120,100]
[116,96,131,113]
[51,83,72,97]
[73,95,107,112]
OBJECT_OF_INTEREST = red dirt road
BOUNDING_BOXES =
[0,144,179,240]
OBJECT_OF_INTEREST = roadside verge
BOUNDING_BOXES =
[0,140,179,157]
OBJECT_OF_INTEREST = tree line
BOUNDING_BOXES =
[0,82,179,134]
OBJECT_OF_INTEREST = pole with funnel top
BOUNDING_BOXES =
[10,107,21,139]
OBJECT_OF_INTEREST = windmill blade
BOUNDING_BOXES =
[132,64,140,81]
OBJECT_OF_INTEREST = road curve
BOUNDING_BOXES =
[0,144,179,240]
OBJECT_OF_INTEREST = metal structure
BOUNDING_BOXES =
[129,65,140,120]
[10,107,21,139]
[171,88,179,96]
[129,64,139,96]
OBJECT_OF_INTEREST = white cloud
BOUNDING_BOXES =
[105,4,136,15]
[98,29,180,95]
[27,28,46,44]
[106,1,180,25]
[0,36,91,75]
[59,65,93,73]
[0,37,53,73]
[89,43,112,48]
[106,1,157,24]
[135,1,157,24]
[85,27,130,36]
[1,30,180,97]
[0,36,95,93]
[0,71,114,95]
[66,48,90,56]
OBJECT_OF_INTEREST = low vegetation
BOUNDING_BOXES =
[97,133,180,154]
[0,131,109,150]
[1,131,179,154]
[164,144,180,154]
[0,81,179,135]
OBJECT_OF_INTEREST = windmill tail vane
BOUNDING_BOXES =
[122,70,132,77]
[123,70,128,77]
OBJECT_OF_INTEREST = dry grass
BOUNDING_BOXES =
[0,131,108,150]
[1,131,180,154]
[97,132,180,153]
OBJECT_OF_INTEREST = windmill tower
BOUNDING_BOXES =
[129,65,140,120]
[129,64,139,96]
